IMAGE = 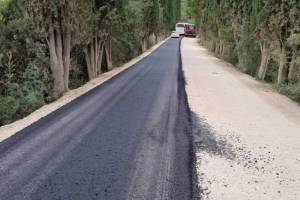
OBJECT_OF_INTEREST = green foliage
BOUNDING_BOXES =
[288,34,300,47]
[236,19,260,75]
[278,82,300,102]
[2,52,15,84]
[22,65,47,95]
[218,27,235,45]
[181,0,193,22]
[294,56,300,67]
[18,92,45,116]
[109,0,180,61]
[0,96,19,124]
[0,0,10,20]
[0,64,47,125]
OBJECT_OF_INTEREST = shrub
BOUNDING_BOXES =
[0,96,19,125]
[18,91,44,116]
[0,65,47,125]
[21,64,47,96]
[278,82,300,102]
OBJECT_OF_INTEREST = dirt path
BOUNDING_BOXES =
[182,38,300,200]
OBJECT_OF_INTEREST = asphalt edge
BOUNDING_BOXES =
[178,38,202,200]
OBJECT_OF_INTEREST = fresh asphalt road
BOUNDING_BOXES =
[0,39,194,200]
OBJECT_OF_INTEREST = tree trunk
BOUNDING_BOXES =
[48,27,66,99]
[154,33,158,43]
[84,36,105,80]
[142,37,148,52]
[55,22,71,94]
[98,44,105,73]
[223,45,227,58]
[83,47,93,80]
[215,42,220,55]
[220,43,225,57]
[278,47,288,84]
[258,42,270,80]
[288,51,297,82]
[219,43,223,56]
[44,2,74,98]
[105,36,113,71]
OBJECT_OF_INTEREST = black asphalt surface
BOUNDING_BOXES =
[0,39,194,200]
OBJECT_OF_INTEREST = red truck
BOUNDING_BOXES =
[184,24,196,37]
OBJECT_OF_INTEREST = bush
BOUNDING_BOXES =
[0,65,47,125]
[18,91,45,116]
[278,82,300,102]
[0,96,19,125]
[21,64,47,95]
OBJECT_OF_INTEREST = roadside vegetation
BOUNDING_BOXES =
[0,0,181,125]
[185,0,300,102]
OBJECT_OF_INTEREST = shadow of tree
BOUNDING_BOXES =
[191,112,236,161]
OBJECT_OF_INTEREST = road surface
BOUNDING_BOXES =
[182,38,300,200]
[0,39,194,200]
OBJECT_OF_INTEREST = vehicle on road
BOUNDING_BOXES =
[176,23,197,37]
[176,23,187,35]
[184,23,196,37]
[171,31,180,38]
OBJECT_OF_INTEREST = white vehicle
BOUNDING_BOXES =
[171,31,180,38]
[175,23,187,35]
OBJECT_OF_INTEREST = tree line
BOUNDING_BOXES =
[0,0,181,125]
[185,0,300,101]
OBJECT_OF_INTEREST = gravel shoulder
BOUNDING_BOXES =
[182,38,300,200]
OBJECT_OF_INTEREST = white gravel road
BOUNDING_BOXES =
[182,38,300,200]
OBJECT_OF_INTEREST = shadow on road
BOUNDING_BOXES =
[191,112,236,161]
